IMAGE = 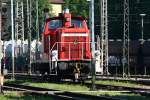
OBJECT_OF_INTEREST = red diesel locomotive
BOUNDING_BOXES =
[43,9,91,79]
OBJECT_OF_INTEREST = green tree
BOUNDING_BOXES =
[63,0,89,19]
[38,0,53,39]
[38,0,52,21]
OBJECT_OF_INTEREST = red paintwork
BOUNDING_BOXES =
[43,12,91,61]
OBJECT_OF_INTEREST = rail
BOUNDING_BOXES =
[3,83,122,100]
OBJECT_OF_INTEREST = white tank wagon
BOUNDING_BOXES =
[2,40,44,73]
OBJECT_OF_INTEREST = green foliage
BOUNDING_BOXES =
[63,0,89,19]
[38,0,52,20]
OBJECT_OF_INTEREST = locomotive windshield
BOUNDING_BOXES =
[48,18,84,29]
[71,19,83,28]
[49,19,62,29]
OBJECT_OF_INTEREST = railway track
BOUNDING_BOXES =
[6,74,150,85]
[3,83,121,100]
[5,74,150,96]
[94,75,150,85]
[85,83,150,95]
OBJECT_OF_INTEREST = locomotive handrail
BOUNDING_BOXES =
[48,41,92,74]
[50,42,92,52]
[49,42,93,61]
[50,42,57,52]
[48,41,101,65]
[28,41,98,62]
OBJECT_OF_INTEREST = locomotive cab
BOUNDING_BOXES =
[43,9,91,80]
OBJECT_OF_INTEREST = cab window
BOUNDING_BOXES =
[71,19,83,28]
[49,19,62,29]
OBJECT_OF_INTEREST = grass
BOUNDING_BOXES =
[27,82,89,91]
[5,79,89,91]
[5,79,150,90]
[0,91,54,100]
[4,79,150,100]
[1,91,149,100]
[5,79,150,91]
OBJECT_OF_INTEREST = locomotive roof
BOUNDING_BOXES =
[46,16,85,22]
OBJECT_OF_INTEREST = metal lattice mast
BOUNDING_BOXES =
[29,0,39,60]
[27,0,39,74]
[100,0,108,75]
[123,0,130,77]
[15,0,24,55]
[27,0,32,74]
[35,0,39,60]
